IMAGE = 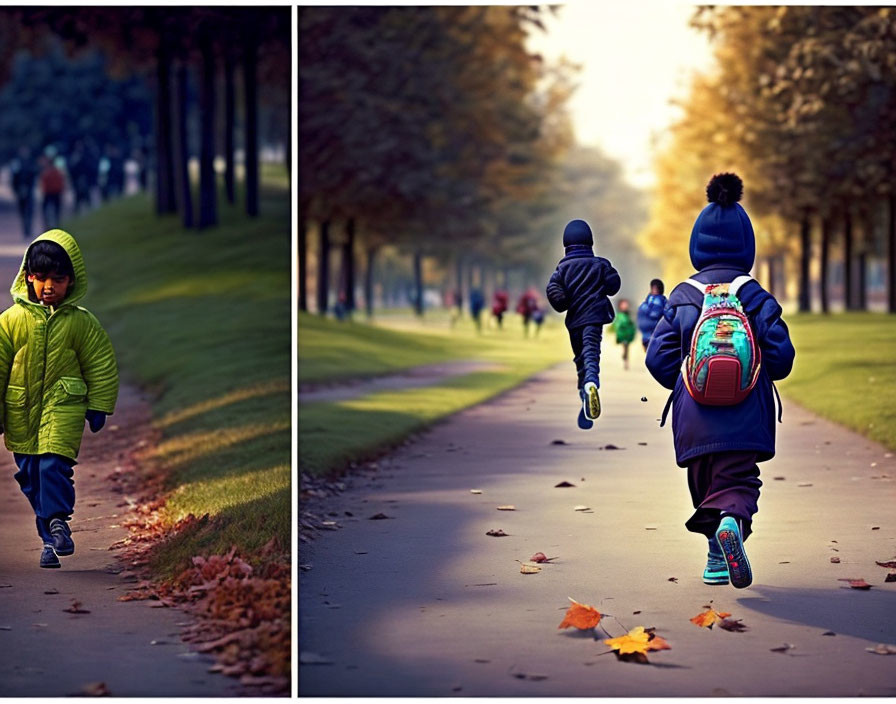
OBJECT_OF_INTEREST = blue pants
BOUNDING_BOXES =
[570,324,602,389]
[13,453,76,543]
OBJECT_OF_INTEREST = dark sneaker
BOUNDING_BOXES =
[583,382,601,421]
[40,544,60,569]
[715,516,752,589]
[49,518,74,556]
[577,389,593,429]
[703,537,729,585]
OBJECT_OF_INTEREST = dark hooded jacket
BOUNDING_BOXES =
[546,247,620,330]
[645,200,795,466]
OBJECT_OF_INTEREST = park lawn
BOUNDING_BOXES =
[778,312,896,450]
[299,314,569,476]
[61,172,290,575]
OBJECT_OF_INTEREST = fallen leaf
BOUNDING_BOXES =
[668,577,678,583]
[872,526,880,530]
[640,396,647,402]
[770,643,795,653]
[486,529,508,537]
[519,562,542,574]
[554,481,576,488]
[601,444,624,450]
[886,572,896,583]
[839,578,872,589]
[368,513,392,520]
[638,442,648,446]
[0,583,12,589]
[496,505,516,511]
[773,476,786,481]
[558,597,602,630]
[44,588,59,595]
[822,631,836,636]
[603,626,670,663]
[779,561,790,564]
[550,439,568,445]
[797,483,813,487]
[830,557,841,564]
[573,505,592,512]
[63,600,91,614]
[0,626,10,631]
[80,681,110,696]
[632,610,641,615]
[690,607,732,629]
[718,618,748,632]
[530,552,557,563]
[470,489,483,494]
[866,643,896,655]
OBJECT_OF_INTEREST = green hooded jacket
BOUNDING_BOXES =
[0,229,118,461]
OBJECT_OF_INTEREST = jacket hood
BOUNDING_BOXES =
[12,229,88,308]
[688,202,755,271]
[562,219,593,247]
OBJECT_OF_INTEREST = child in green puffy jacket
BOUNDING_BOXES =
[0,229,119,568]
[611,299,636,370]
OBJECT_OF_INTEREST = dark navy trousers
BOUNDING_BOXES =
[685,451,761,540]
[570,324,602,389]
[13,453,76,543]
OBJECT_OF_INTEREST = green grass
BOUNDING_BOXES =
[299,313,569,476]
[60,169,291,574]
[778,313,896,450]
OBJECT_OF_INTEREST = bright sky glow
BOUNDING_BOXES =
[528,1,715,189]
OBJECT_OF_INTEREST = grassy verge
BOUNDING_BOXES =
[299,313,569,476]
[778,312,896,450]
[61,171,290,575]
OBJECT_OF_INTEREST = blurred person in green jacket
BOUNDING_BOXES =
[0,230,119,568]
[611,299,636,370]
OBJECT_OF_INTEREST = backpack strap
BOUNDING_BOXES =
[684,278,706,293]
[729,274,753,296]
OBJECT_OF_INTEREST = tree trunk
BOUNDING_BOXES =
[197,32,217,229]
[455,255,464,314]
[413,250,424,317]
[299,216,307,312]
[174,61,193,228]
[223,48,236,205]
[317,220,330,315]
[857,251,867,310]
[342,218,356,312]
[820,215,831,313]
[766,256,775,296]
[243,17,259,217]
[844,207,854,310]
[365,246,377,318]
[154,37,177,214]
[889,194,896,313]
[798,212,811,312]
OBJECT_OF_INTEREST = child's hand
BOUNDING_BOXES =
[85,409,106,433]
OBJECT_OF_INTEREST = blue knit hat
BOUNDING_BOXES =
[563,219,593,247]
[689,173,755,271]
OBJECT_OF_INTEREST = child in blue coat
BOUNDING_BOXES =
[546,219,620,430]
[637,279,666,350]
[645,173,795,589]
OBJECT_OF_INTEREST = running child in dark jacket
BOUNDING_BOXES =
[637,279,666,350]
[645,173,794,589]
[546,219,620,430]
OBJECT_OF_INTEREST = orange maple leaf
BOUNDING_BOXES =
[603,626,671,662]
[690,607,732,629]
[558,597,602,630]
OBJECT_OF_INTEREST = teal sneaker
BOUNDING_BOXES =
[715,515,752,589]
[703,537,729,585]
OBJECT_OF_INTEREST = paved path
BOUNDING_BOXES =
[299,361,507,403]
[299,347,896,696]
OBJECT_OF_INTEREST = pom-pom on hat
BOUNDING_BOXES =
[562,219,593,247]
[689,172,755,271]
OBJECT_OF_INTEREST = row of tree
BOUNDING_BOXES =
[639,6,896,312]
[300,6,588,317]
[0,7,290,229]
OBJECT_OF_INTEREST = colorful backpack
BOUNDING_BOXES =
[682,275,761,405]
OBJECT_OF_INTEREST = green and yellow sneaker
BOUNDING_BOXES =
[583,382,601,421]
